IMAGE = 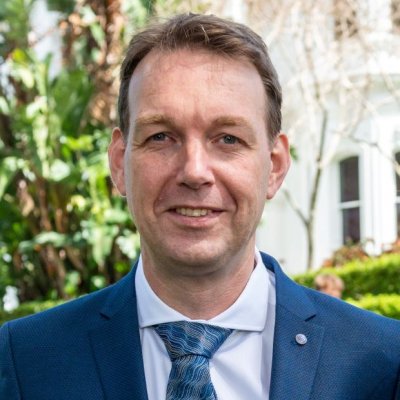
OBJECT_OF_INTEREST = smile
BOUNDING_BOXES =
[175,208,213,217]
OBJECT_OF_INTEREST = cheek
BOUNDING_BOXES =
[130,160,169,207]
[239,161,269,198]
[226,173,266,211]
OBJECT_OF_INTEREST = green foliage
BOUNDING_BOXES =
[0,0,33,60]
[347,294,400,320]
[0,0,146,304]
[294,253,400,319]
[294,253,400,299]
[0,48,138,299]
[0,299,65,325]
[46,0,75,14]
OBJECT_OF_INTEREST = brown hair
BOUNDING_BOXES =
[314,274,344,293]
[118,13,282,140]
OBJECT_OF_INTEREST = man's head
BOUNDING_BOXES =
[109,13,290,288]
[118,13,282,142]
[314,274,345,298]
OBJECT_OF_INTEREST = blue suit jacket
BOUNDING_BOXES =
[1,252,400,399]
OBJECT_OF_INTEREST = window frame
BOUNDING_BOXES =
[338,155,361,244]
[392,0,400,33]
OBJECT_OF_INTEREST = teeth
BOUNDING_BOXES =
[176,208,211,217]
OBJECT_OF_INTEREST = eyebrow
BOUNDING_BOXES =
[134,114,253,131]
[210,116,254,131]
[133,114,176,132]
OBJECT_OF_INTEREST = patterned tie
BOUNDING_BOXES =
[154,321,233,400]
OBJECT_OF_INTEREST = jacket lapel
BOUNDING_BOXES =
[261,253,325,400]
[89,266,148,400]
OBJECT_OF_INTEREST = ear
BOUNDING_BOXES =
[108,127,127,196]
[266,133,291,200]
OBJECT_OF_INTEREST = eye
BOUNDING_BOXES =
[221,134,239,145]
[150,132,167,141]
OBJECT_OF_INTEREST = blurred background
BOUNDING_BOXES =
[1,0,399,322]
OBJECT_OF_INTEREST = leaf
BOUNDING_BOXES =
[65,135,93,151]
[104,208,130,224]
[69,194,87,211]
[64,271,80,296]
[0,96,10,114]
[26,96,46,118]
[11,48,28,64]
[80,5,96,25]
[0,157,19,199]
[19,231,70,251]
[90,275,106,290]
[45,0,75,14]
[90,23,105,47]
[90,225,119,267]
[116,231,140,260]
[16,66,35,89]
[49,159,71,182]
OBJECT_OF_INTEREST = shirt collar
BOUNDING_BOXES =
[136,249,270,332]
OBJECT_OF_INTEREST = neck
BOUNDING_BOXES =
[141,247,256,320]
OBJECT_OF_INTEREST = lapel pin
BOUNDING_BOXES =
[295,333,307,345]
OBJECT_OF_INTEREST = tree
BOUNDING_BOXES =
[237,0,400,269]
[0,0,147,301]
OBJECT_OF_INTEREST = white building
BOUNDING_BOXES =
[216,0,400,274]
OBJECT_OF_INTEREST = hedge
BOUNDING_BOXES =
[294,253,400,299]
[347,294,400,320]
[2,253,400,324]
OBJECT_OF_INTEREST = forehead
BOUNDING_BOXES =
[127,48,267,124]
[130,48,260,88]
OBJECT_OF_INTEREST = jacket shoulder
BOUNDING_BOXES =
[1,268,136,339]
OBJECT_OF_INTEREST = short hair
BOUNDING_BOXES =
[118,13,282,141]
[314,274,344,291]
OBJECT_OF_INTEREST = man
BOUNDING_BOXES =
[314,273,345,298]
[1,13,399,400]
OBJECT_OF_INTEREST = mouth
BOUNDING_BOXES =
[175,207,214,217]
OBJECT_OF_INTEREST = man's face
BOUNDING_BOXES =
[109,49,289,274]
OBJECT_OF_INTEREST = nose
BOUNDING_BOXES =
[176,140,215,189]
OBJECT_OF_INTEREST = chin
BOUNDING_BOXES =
[163,242,228,269]
[171,249,221,266]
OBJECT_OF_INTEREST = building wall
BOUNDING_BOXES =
[252,0,400,273]
[257,98,400,274]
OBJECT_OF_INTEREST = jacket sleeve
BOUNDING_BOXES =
[0,322,22,400]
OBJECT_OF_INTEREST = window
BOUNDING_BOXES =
[392,0,400,33]
[333,0,358,39]
[339,156,361,243]
[395,152,400,236]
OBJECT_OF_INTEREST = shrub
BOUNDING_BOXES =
[294,253,400,299]
[321,242,370,268]
[347,294,400,320]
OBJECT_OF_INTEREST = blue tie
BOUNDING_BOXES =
[154,321,233,400]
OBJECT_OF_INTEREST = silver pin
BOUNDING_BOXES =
[295,333,307,345]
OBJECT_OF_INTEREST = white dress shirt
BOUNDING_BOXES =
[135,250,276,400]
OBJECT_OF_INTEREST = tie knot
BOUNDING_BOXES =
[154,321,232,361]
